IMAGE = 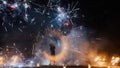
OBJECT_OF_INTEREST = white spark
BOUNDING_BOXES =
[24,3,29,8]
[18,28,23,32]
[57,7,62,12]
[2,0,7,5]
[14,3,18,8]
[58,13,65,18]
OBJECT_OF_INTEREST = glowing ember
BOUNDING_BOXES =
[9,55,19,66]
[108,66,110,68]
[88,64,91,68]
[0,56,5,66]
[9,4,16,10]
[37,63,40,67]
[63,65,66,68]
[111,56,120,66]
[94,56,107,67]
[1,0,120,68]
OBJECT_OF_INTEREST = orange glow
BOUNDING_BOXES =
[6,48,9,51]
[108,66,110,68]
[88,64,91,68]
[37,63,40,67]
[10,55,19,65]
[43,36,69,62]
[111,56,120,66]
[63,65,66,68]
[43,30,69,62]
[94,56,107,67]
[0,56,5,65]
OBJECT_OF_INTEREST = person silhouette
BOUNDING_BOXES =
[49,43,56,65]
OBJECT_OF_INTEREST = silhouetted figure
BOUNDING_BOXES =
[49,44,55,55]
[49,43,56,65]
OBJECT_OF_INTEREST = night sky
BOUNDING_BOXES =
[0,0,120,57]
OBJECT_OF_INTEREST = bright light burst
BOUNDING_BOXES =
[111,56,120,66]
[0,0,30,32]
[0,0,79,33]
[2,0,120,68]
[94,56,107,67]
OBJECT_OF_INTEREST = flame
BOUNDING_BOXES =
[43,30,69,63]
[37,63,40,67]
[88,64,91,68]
[9,55,20,66]
[90,55,120,67]
[108,66,110,68]
[63,65,66,68]
[0,56,5,66]
[111,56,120,66]
[94,56,107,67]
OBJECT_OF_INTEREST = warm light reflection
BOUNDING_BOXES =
[43,30,69,62]
[94,56,107,67]
[0,56,5,66]
[63,65,66,68]
[10,55,19,66]
[37,63,40,67]
[108,66,110,68]
[88,64,91,68]
[111,56,120,66]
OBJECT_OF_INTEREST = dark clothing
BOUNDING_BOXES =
[49,44,55,56]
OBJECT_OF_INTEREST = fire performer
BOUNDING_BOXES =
[49,43,56,65]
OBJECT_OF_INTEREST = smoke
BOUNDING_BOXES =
[0,26,119,67]
[33,26,116,66]
[0,26,115,67]
[34,26,91,65]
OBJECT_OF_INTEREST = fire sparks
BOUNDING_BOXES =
[111,56,120,66]
[0,0,120,68]
[63,65,66,68]
[0,46,24,67]
[42,30,69,63]
[108,66,110,68]
[36,63,40,67]
[9,55,20,66]
[0,54,23,67]
[90,55,120,67]
[94,56,107,67]
[88,64,91,68]
[0,56,5,66]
